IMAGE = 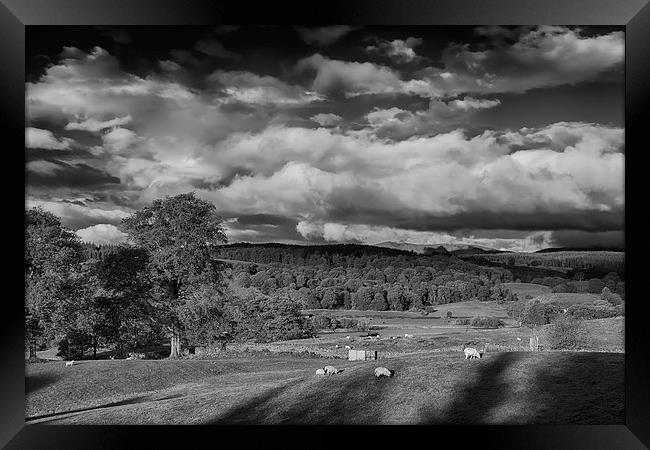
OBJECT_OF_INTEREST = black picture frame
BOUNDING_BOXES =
[2,1,648,448]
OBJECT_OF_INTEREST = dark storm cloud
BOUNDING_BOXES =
[26,160,121,188]
[234,214,298,227]
[326,206,624,233]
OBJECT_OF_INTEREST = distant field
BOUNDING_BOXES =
[534,293,601,307]
[479,251,624,273]
[25,352,624,424]
[502,283,551,299]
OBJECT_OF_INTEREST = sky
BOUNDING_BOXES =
[25,25,625,251]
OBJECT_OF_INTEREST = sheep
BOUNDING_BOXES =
[323,365,342,376]
[315,368,326,375]
[404,333,414,338]
[463,347,481,359]
[374,367,394,378]
[126,356,134,360]
[345,345,352,350]
[346,336,351,339]
[65,360,74,367]
[463,343,489,359]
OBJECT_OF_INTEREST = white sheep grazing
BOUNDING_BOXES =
[315,368,326,375]
[404,334,414,338]
[346,336,351,339]
[65,360,74,367]
[464,347,481,359]
[345,345,352,349]
[323,365,341,376]
[126,356,134,360]
[374,367,393,378]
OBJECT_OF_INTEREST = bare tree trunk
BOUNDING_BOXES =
[28,344,38,360]
[93,336,97,359]
[169,329,182,358]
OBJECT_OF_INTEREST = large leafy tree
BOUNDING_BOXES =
[25,208,85,359]
[120,192,227,357]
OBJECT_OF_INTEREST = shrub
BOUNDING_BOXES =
[546,315,589,350]
[455,318,471,325]
[446,311,453,319]
[338,317,369,331]
[601,287,623,306]
[470,316,504,328]
[522,300,562,326]
[567,300,619,320]
[312,315,332,330]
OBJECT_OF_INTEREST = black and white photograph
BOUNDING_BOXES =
[24,24,626,425]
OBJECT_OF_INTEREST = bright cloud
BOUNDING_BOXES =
[76,223,128,245]
[64,115,132,132]
[26,127,73,149]
[366,37,423,63]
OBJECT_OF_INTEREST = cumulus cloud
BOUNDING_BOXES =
[310,113,343,127]
[27,198,131,229]
[196,121,623,233]
[296,53,411,97]
[295,26,355,47]
[297,27,623,99]
[76,223,128,245]
[416,26,624,96]
[210,70,323,105]
[366,37,423,63]
[64,115,132,132]
[360,96,501,139]
[25,31,623,246]
[26,127,73,149]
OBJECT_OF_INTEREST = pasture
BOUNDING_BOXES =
[25,351,624,425]
[501,282,551,299]
[534,293,602,307]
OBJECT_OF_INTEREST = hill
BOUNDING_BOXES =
[374,241,496,255]
[536,247,625,253]
[26,351,623,424]
[501,283,551,299]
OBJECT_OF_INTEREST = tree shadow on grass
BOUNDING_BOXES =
[210,363,402,424]
[417,351,625,425]
[26,392,185,423]
[418,352,523,424]
[25,374,60,394]
[522,352,624,424]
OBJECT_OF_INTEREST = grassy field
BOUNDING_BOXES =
[534,293,601,307]
[25,351,624,425]
[502,282,551,299]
